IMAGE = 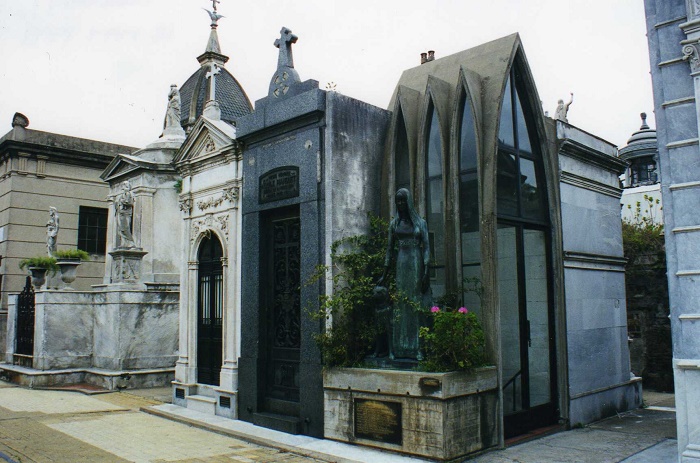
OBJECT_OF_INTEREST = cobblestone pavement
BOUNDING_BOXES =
[0,382,324,463]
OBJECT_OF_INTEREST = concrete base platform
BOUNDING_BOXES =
[0,362,174,391]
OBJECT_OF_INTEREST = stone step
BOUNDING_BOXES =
[186,394,216,415]
[252,411,301,434]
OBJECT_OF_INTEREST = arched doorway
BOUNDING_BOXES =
[197,233,224,386]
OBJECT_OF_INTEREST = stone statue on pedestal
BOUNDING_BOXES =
[46,207,59,256]
[555,92,574,123]
[378,188,432,360]
[115,180,136,249]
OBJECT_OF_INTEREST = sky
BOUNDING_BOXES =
[1,0,654,150]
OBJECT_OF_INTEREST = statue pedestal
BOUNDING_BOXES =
[109,248,148,284]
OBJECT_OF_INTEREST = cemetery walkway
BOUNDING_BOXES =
[0,380,678,463]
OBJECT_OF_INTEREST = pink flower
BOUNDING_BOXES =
[458,307,468,314]
[430,306,440,313]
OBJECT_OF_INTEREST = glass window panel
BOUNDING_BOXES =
[497,152,518,217]
[460,98,478,172]
[459,172,479,233]
[427,180,444,265]
[461,264,482,315]
[520,158,545,220]
[523,229,551,407]
[426,106,442,177]
[395,109,410,191]
[459,94,480,242]
[515,90,532,154]
[498,225,522,414]
[77,206,108,254]
[425,102,445,296]
[498,79,514,148]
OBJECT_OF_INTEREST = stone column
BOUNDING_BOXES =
[103,196,116,284]
[654,3,700,460]
[132,186,157,280]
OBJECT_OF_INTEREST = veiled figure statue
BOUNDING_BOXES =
[379,188,431,360]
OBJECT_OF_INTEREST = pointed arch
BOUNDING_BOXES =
[452,71,483,312]
[420,84,448,296]
[494,46,563,438]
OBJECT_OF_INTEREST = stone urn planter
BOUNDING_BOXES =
[323,366,498,461]
[56,258,81,288]
[27,266,49,289]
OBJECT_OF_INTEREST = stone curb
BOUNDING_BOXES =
[141,404,429,463]
[141,405,355,463]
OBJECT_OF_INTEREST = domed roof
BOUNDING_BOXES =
[178,18,252,131]
[180,64,252,129]
[619,113,657,161]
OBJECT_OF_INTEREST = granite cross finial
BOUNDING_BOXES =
[211,0,220,12]
[268,27,301,98]
[274,27,298,69]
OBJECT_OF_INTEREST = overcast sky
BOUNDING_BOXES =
[1,0,654,150]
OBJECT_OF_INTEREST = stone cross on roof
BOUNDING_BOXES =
[206,63,221,101]
[269,27,301,98]
[275,27,297,69]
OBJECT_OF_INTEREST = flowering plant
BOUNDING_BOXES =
[419,305,486,372]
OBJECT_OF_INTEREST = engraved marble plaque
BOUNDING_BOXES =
[354,398,402,445]
[259,166,299,204]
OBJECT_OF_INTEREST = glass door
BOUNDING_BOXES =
[498,223,557,437]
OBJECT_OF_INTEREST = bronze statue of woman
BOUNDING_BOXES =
[379,188,431,360]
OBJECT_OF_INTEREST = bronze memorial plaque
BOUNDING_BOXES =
[354,398,402,445]
[259,167,299,204]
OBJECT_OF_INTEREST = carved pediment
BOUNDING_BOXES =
[173,117,239,169]
[100,155,140,183]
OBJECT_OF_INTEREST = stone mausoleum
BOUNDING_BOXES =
[169,17,639,460]
[1,5,641,460]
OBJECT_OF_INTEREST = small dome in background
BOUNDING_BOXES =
[619,112,657,160]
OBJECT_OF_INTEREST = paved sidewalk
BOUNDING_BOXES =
[0,381,325,463]
[0,381,679,463]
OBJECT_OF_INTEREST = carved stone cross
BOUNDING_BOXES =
[206,63,221,101]
[211,0,220,12]
[269,27,301,98]
[274,27,298,70]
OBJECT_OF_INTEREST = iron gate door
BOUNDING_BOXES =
[263,214,301,415]
[197,234,224,386]
[15,276,35,359]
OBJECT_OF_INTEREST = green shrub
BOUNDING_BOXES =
[419,305,486,372]
[309,213,389,367]
[53,249,90,261]
[18,256,58,272]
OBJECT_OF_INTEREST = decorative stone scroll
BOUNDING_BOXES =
[191,213,229,242]
[179,197,193,214]
[197,195,224,211]
[683,42,700,75]
[223,186,238,205]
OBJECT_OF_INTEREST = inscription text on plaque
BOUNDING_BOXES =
[354,398,402,445]
[259,166,299,204]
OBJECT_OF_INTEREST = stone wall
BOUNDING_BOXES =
[555,121,642,426]
[4,288,178,389]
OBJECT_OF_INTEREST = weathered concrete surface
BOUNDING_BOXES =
[470,409,676,463]
[0,381,324,463]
